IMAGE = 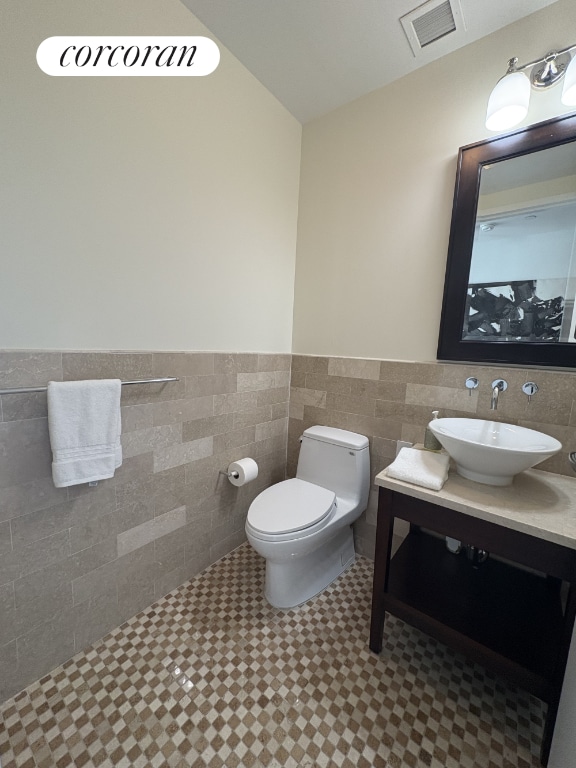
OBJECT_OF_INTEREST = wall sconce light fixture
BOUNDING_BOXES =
[486,44,576,132]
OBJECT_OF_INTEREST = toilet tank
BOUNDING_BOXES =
[296,426,370,509]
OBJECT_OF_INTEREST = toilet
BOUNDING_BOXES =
[245,425,370,608]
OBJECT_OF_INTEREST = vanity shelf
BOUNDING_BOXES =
[370,472,576,767]
[388,531,563,699]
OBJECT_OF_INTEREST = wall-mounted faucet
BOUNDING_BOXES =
[490,379,508,410]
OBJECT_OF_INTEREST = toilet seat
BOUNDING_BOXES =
[247,478,336,536]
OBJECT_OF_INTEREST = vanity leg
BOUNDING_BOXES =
[370,488,395,654]
[540,583,576,766]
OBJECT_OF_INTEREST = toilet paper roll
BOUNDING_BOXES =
[227,458,258,487]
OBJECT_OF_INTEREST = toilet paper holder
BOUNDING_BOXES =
[219,468,240,480]
[219,458,259,487]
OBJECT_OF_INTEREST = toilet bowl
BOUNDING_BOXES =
[245,425,370,608]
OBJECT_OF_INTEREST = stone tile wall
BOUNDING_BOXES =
[3,348,576,704]
[0,351,290,702]
[288,355,576,560]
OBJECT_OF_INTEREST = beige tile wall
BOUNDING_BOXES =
[2,348,575,704]
[0,350,290,702]
[288,355,576,560]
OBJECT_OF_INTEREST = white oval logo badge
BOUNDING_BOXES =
[37,36,220,76]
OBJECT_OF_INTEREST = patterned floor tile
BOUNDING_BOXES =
[0,543,544,767]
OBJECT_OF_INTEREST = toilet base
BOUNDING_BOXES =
[264,526,356,609]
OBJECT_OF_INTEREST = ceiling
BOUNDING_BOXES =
[179,0,560,123]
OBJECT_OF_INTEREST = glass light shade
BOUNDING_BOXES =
[561,55,576,106]
[485,71,531,132]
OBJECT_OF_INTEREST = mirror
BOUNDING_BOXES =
[437,113,576,368]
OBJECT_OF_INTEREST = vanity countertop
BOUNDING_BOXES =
[374,468,576,550]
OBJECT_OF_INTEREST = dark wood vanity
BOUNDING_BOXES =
[369,470,576,766]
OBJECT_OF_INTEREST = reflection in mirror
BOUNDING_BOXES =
[464,143,576,344]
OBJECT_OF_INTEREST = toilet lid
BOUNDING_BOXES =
[247,478,335,535]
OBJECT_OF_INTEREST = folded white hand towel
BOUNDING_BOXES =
[385,447,449,491]
[47,379,122,488]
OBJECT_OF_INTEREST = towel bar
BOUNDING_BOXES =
[0,377,179,395]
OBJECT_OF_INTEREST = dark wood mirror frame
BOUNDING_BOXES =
[437,112,576,369]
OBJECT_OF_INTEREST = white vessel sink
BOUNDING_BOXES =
[428,418,562,486]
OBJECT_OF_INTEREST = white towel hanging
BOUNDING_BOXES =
[47,379,122,488]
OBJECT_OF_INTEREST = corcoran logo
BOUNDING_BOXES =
[36,36,220,76]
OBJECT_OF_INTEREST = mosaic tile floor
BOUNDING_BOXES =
[0,543,545,768]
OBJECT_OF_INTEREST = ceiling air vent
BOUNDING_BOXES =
[401,0,465,56]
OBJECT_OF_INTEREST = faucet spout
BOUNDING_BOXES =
[491,385,500,410]
[490,379,507,410]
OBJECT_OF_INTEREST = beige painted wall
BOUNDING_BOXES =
[292,0,576,361]
[478,174,576,216]
[0,0,301,352]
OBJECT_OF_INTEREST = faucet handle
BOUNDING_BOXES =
[465,377,479,395]
[522,381,538,403]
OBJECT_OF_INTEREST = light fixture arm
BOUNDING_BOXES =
[505,43,576,89]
